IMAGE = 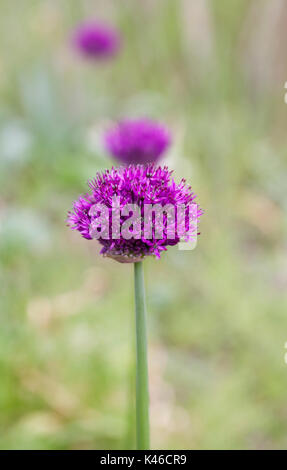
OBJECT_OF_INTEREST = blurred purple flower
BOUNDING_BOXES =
[67,164,202,263]
[104,119,171,165]
[73,22,121,59]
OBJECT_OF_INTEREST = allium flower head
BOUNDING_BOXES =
[67,165,202,263]
[73,22,121,59]
[104,119,171,165]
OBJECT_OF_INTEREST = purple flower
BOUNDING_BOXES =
[104,119,171,165]
[67,165,202,263]
[73,22,121,59]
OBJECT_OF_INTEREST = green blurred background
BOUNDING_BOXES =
[1,0,287,450]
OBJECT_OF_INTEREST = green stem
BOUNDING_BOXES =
[134,261,150,450]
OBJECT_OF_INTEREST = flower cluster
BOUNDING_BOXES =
[73,22,121,59]
[67,165,202,262]
[104,119,171,165]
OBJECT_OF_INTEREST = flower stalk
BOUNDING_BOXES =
[134,261,150,450]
